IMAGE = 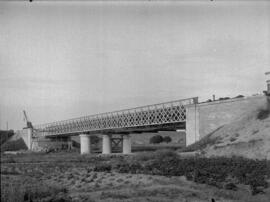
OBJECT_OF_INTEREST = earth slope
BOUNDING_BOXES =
[187,97,270,160]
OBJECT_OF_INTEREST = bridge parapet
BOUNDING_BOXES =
[34,97,197,137]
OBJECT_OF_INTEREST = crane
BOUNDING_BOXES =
[23,110,33,129]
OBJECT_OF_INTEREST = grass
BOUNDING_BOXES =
[180,126,224,152]
[0,130,14,145]
[1,151,270,202]
[1,138,28,152]
[133,143,183,152]
[91,150,270,195]
[230,137,237,142]
[1,181,71,202]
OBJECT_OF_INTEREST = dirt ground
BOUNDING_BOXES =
[1,152,270,202]
[203,105,270,160]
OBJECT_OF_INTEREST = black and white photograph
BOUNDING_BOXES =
[0,0,270,201]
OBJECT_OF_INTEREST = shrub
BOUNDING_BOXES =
[83,151,269,195]
[224,182,238,191]
[93,163,111,172]
[112,154,269,195]
[163,136,172,143]
[1,138,28,152]
[0,130,14,145]
[153,149,178,160]
[235,95,244,99]
[219,97,230,101]
[181,126,224,152]
[230,137,237,142]
[134,152,155,161]
[149,135,163,144]
[115,161,143,174]
[1,183,71,202]
[1,156,16,163]
[257,109,270,120]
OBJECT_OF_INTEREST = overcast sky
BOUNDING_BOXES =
[0,0,269,130]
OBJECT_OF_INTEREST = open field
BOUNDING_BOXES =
[1,151,270,202]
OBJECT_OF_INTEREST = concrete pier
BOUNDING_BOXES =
[80,134,91,154]
[102,134,112,154]
[122,134,131,154]
[27,128,33,150]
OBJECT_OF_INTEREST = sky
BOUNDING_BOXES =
[0,0,270,130]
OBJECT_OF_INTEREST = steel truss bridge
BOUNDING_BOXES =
[34,97,198,137]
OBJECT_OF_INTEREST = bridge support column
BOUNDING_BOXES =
[80,134,91,154]
[122,134,131,154]
[102,134,112,154]
[26,128,33,150]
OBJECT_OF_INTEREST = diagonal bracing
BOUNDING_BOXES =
[33,97,197,137]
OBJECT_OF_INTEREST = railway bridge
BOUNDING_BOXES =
[19,74,270,154]
[21,94,267,155]
[24,97,198,154]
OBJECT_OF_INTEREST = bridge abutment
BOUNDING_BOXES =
[122,134,131,154]
[185,95,267,146]
[80,134,91,154]
[185,104,200,146]
[102,134,112,154]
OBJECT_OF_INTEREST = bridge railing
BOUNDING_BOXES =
[34,97,198,136]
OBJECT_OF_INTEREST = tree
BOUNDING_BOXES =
[235,95,244,99]
[163,136,172,143]
[219,97,230,101]
[149,135,163,144]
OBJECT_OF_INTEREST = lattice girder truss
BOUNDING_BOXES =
[34,97,197,137]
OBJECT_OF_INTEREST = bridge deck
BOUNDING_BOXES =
[34,97,197,137]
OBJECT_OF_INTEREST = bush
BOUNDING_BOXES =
[149,135,163,144]
[257,109,270,120]
[135,152,156,161]
[115,161,143,174]
[1,156,16,163]
[235,95,244,99]
[1,183,71,202]
[181,126,224,152]
[219,97,230,101]
[1,138,28,152]
[0,130,14,145]
[93,163,112,172]
[224,182,237,191]
[153,149,178,160]
[85,151,269,195]
[163,136,172,143]
[230,137,237,142]
[109,154,269,195]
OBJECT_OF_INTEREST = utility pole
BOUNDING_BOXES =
[6,122,8,130]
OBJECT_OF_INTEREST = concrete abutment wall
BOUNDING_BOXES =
[19,128,32,150]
